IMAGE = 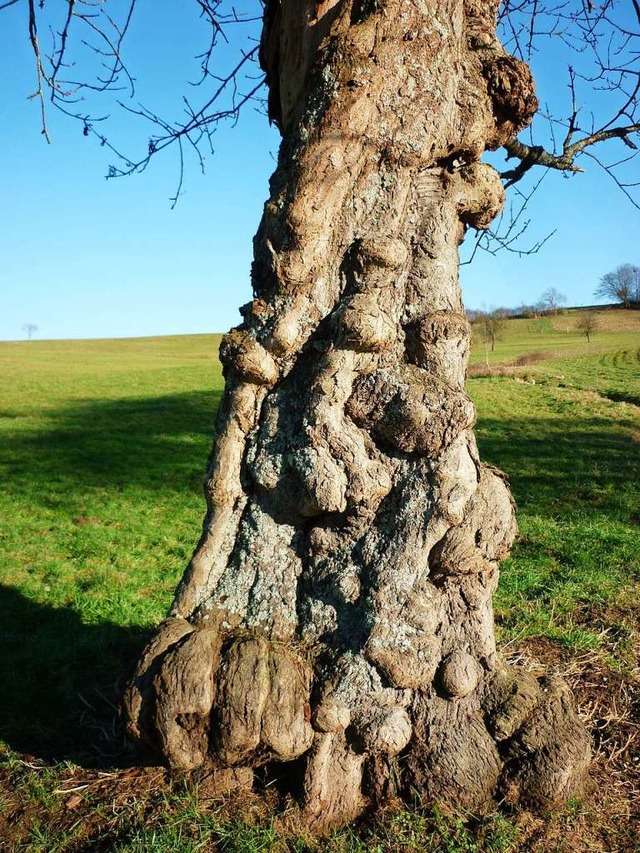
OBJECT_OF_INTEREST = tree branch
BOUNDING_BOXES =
[497,0,640,207]
[501,122,640,186]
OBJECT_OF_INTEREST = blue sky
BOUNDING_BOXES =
[1,1,638,341]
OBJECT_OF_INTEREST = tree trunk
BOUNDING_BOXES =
[123,0,590,832]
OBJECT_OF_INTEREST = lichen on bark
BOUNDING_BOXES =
[123,0,590,832]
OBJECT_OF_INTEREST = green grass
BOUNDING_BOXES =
[0,335,223,762]
[0,313,638,851]
[469,376,639,660]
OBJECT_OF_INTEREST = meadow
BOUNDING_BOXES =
[0,310,638,851]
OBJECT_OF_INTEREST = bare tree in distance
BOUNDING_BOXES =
[576,310,600,343]
[476,309,509,353]
[540,287,567,315]
[595,263,640,309]
[22,323,39,340]
[6,0,640,832]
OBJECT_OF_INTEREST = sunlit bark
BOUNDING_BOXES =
[123,0,590,831]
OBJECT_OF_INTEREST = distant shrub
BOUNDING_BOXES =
[468,351,553,379]
[467,364,513,378]
[510,351,553,366]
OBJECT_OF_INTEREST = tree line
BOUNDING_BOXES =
[468,263,638,352]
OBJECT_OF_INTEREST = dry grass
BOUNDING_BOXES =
[509,352,554,366]
[504,619,640,852]
[552,309,640,335]
[0,759,277,852]
[468,350,554,378]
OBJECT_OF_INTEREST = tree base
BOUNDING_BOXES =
[123,617,590,834]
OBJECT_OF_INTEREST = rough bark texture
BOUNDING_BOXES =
[123,0,590,832]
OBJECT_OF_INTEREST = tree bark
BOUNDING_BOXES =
[123,0,590,832]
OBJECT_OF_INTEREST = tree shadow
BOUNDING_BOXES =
[602,389,640,407]
[475,412,638,521]
[0,584,148,766]
[1,390,223,511]
[1,390,225,765]
[0,390,226,763]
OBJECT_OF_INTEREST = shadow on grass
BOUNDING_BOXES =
[0,584,146,766]
[1,390,223,506]
[3,386,636,523]
[0,392,223,763]
[601,389,640,407]
[475,413,638,520]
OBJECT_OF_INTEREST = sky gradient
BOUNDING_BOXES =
[1,1,638,341]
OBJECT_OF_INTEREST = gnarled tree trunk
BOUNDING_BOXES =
[123,0,590,832]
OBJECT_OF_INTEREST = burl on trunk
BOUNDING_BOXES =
[123,0,590,832]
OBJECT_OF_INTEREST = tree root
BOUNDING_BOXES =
[123,618,590,832]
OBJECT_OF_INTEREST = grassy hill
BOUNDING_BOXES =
[470,307,640,360]
[0,311,638,851]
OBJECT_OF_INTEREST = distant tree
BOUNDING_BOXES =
[576,310,599,343]
[518,302,539,320]
[476,309,508,352]
[594,264,640,309]
[22,324,39,340]
[540,288,566,315]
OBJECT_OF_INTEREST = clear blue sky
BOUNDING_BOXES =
[1,1,638,341]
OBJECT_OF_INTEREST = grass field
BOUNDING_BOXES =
[0,310,639,851]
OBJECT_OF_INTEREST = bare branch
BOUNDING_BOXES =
[49,0,76,84]
[4,1,265,201]
[27,0,51,142]
[497,0,640,207]
[463,170,556,263]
